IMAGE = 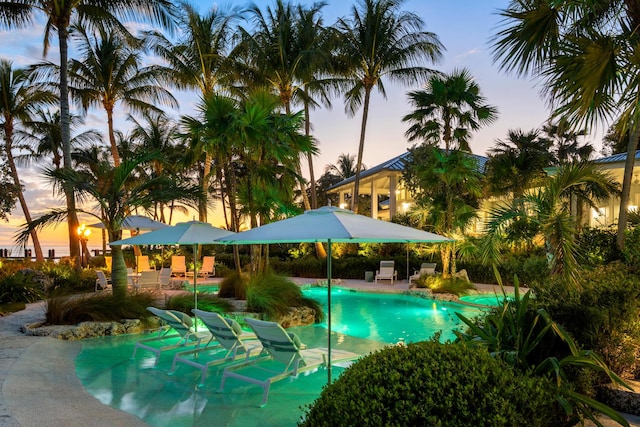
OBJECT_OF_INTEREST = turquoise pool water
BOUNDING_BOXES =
[459,293,514,306]
[75,288,487,426]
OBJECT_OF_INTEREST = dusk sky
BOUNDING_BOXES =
[0,0,609,252]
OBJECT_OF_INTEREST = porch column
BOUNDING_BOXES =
[339,191,346,209]
[371,180,378,219]
[389,175,397,219]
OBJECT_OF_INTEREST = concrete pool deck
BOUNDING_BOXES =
[0,278,638,426]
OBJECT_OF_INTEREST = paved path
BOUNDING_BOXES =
[0,280,638,427]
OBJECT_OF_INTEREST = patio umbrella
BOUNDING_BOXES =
[88,215,169,231]
[216,205,452,383]
[109,221,234,316]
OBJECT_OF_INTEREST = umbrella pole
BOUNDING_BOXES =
[193,244,198,331]
[327,239,332,384]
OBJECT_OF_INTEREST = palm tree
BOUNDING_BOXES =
[491,0,640,250]
[402,146,484,277]
[403,68,498,152]
[0,60,57,262]
[20,149,201,298]
[325,153,361,179]
[0,0,176,263]
[485,129,554,200]
[237,1,330,215]
[144,2,239,223]
[541,118,594,164]
[483,163,620,286]
[0,153,18,222]
[335,0,443,213]
[63,24,177,167]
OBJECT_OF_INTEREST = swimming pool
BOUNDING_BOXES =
[75,288,488,426]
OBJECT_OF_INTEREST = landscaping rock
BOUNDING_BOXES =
[21,318,159,340]
[279,306,316,328]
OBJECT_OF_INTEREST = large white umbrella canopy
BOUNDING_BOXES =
[88,215,169,231]
[216,206,452,382]
[110,221,234,315]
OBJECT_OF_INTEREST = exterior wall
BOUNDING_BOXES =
[327,156,640,231]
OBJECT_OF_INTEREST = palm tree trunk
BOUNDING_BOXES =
[200,152,212,223]
[304,101,318,208]
[106,108,121,167]
[352,87,372,214]
[4,132,44,262]
[616,123,640,250]
[58,26,81,267]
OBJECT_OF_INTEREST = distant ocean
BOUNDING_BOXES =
[0,244,103,259]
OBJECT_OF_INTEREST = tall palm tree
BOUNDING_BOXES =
[0,153,18,222]
[403,68,498,152]
[491,0,640,250]
[485,129,554,200]
[63,24,177,167]
[236,0,331,256]
[144,2,239,223]
[402,145,483,277]
[335,0,443,213]
[0,0,176,263]
[483,162,620,286]
[0,60,57,262]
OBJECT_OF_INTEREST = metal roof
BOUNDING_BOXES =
[594,150,640,164]
[327,149,488,191]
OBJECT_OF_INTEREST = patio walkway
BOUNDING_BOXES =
[0,278,637,426]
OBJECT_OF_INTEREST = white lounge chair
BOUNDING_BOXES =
[170,309,261,386]
[158,267,174,289]
[375,260,398,284]
[171,255,186,277]
[409,262,437,285]
[95,270,111,291]
[138,270,160,290]
[219,317,359,406]
[131,307,211,365]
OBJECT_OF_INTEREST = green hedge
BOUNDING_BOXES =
[301,341,562,427]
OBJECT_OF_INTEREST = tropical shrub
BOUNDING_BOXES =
[45,291,157,325]
[300,341,562,427]
[217,272,248,299]
[0,271,44,303]
[165,293,234,314]
[622,226,640,271]
[455,273,629,426]
[531,263,640,379]
[246,274,324,322]
[576,227,621,266]
[414,274,475,296]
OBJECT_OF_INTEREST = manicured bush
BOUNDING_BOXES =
[246,274,324,322]
[622,226,640,272]
[300,341,562,427]
[576,227,621,266]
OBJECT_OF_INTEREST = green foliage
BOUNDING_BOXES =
[576,227,621,266]
[622,226,640,270]
[246,274,324,322]
[217,272,248,299]
[414,274,475,296]
[455,272,630,426]
[531,263,640,379]
[165,293,233,314]
[0,271,44,303]
[300,341,561,427]
[45,292,157,325]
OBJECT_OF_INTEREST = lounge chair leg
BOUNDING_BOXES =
[259,381,272,407]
